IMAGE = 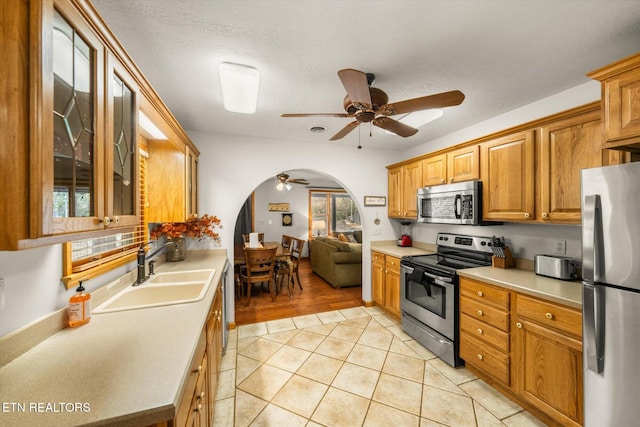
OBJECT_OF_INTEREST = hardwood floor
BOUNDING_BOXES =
[234,258,363,325]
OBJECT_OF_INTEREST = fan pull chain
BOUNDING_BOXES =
[357,123,362,149]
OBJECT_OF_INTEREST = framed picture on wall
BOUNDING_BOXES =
[364,196,386,206]
[282,213,293,226]
[269,203,290,212]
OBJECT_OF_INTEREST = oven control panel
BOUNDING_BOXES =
[436,233,493,254]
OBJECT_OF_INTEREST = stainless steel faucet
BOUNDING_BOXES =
[135,241,178,285]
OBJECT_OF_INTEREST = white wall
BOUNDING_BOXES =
[0,81,599,337]
[252,180,323,256]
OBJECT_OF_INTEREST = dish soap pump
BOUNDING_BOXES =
[68,281,91,327]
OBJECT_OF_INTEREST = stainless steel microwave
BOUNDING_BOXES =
[417,180,482,225]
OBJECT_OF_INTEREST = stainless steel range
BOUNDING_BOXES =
[400,233,493,367]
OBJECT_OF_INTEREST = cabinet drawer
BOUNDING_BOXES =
[460,277,510,310]
[372,251,385,266]
[385,256,401,273]
[461,296,510,332]
[460,313,510,352]
[460,331,510,386]
[516,294,582,337]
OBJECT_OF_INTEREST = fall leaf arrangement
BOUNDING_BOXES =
[150,214,221,242]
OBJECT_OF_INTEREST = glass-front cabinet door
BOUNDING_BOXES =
[46,3,105,235]
[35,1,138,237]
[106,54,139,228]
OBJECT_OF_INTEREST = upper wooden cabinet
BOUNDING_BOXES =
[481,130,535,222]
[423,145,480,186]
[0,0,197,250]
[538,107,624,223]
[588,52,640,151]
[387,160,422,219]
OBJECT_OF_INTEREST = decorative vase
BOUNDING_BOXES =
[166,236,187,262]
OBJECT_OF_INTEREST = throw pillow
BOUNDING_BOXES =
[338,233,348,242]
[346,234,357,243]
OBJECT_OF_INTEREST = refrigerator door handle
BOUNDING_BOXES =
[583,282,605,373]
[582,195,603,283]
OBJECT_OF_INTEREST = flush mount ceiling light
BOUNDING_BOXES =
[218,62,260,114]
[138,111,167,139]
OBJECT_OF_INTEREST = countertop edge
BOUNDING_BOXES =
[458,267,582,309]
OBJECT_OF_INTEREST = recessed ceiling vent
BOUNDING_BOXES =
[309,126,326,133]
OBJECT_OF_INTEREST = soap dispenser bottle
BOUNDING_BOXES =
[68,281,91,327]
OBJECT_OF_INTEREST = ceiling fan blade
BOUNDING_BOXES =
[338,69,372,109]
[373,117,418,137]
[378,90,465,116]
[280,113,351,118]
[288,179,310,185]
[329,121,360,141]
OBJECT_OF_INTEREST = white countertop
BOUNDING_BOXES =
[458,266,582,309]
[0,250,227,427]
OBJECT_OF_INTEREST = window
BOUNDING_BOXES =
[61,150,147,289]
[309,190,361,237]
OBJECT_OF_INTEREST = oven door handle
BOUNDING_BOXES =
[422,271,453,284]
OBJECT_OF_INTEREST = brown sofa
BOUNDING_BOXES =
[309,233,362,289]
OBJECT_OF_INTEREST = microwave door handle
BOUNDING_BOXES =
[454,194,461,219]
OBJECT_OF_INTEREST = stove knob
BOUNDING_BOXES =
[444,237,449,241]
[480,241,486,246]
[438,236,443,241]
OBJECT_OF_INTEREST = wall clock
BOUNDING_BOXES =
[282,213,293,226]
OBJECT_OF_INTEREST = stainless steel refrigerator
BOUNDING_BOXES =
[581,161,640,426]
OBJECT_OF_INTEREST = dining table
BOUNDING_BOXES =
[234,241,294,299]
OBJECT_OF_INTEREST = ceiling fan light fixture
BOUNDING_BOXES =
[218,62,260,114]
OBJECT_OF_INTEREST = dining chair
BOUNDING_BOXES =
[242,233,265,245]
[281,235,292,250]
[290,237,305,291]
[240,247,277,305]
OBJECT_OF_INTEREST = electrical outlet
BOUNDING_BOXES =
[555,240,566,254]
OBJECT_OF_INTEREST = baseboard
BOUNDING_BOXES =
[362,299,376,307]
[227,322,236,330]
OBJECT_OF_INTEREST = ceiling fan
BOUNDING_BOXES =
[281,68,465,141]
[275,173,309,191]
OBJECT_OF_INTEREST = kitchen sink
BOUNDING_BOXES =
[147,269,215,284]
[93,269,215,314]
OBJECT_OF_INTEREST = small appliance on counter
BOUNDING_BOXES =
[534,254,579,280]
[397,221,413,247]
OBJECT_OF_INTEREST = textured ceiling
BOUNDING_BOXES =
[92,0,640,151]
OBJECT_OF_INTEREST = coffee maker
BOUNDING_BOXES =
[397,221,413,247]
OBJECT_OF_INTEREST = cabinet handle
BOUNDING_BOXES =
[99,216,111,226]
[194,403,202,413]
[449,177,454,183]
[477,328,483,335]
[516,322,523,329]
[524,212,530,218]
[477,354,483,360]
[440,179,445,184]
[477,310,483,316]
[477,291,483,297]
[199,391,205,400]
[545,312,554,320]
[193,365,202,374]
[542,212,548,219]
[112,216,120,224]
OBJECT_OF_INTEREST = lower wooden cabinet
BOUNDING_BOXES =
[371,251,401,320]
[514,294,583,427]
[175,328,207,427]
[459,277,583,427]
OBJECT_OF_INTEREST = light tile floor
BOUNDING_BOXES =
[213,306,547,427]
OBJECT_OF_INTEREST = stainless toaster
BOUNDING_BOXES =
[534,254,579,280]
